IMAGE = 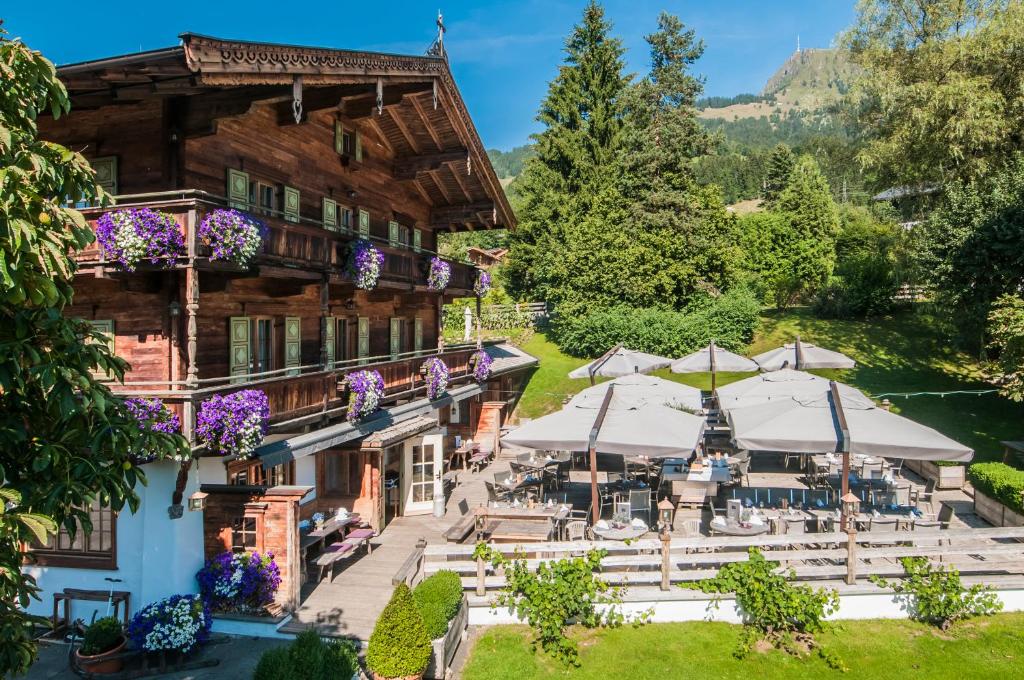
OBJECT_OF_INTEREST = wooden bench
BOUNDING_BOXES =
[311,542,356,582]
[343,528,376,555]
[53,588,131,632]
[444,514,478,544]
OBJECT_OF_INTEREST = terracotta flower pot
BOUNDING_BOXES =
[75,636,127,674]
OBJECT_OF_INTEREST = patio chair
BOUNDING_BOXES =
[861,462,884,479]
[911,505,952,546]
[729,458,750,487]
[485,481,511,504]
[565,520,589,542]
[867,517,900,546]
[625,488,652,524]
[679,517,703,538]
[911,479,937,513]
[894,484,912,507]
[706,497,727,519]
[672,481,707,509]
[886,458,904,478]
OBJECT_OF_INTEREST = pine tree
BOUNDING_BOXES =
[763,143,795,205]
[505,1,629,302]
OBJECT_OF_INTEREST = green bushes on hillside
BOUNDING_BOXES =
[968,462,1024,513]
[551,289,760,358]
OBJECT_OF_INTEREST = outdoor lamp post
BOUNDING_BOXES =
[658,497,675,532]
[841,491,860,531]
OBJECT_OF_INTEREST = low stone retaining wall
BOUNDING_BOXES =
[974,490,1024,527]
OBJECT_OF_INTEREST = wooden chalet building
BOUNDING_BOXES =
[27,33,536,616]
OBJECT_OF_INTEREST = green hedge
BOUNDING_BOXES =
[969,462,1024,514]
[551,289,761,358]
[413,570,464,639]
[366,584,432,679]
[253,629,358,680]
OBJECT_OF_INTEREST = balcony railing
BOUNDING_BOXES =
[75,190,479,291]
[107,342,487,451]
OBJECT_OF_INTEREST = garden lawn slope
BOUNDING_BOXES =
[515,309,1024,463]
[462,614,1024,680]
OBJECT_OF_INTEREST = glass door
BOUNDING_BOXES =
[403,435,444,515]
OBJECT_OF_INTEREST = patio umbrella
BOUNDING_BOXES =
[502,386,706,521]
[726,391,973,462]
[670,341,759,391]
[568,373,704,412]
[568,345,673,383]
[715,368,868,414]
[752,335,856,371]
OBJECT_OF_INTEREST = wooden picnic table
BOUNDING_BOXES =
[300,514,361,581]
[484,518,553,543]
[451,442,479,471]
[479,503,572,522]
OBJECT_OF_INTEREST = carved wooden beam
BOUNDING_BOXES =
[274,84,372,126]
[409,94,444,150]
[344,82,433,119]
[429,201,494,227]
[386,107,420,155]
[393,148,468,180]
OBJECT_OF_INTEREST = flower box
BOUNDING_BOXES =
[903,459,965,489]
[424,595,468,680]
[973,489,1024,527]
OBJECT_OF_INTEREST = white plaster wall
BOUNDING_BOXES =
[467,589,1024,627]
[295,455,317,506]
[25,460,206,622]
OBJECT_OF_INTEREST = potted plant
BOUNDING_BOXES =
[421,357,449,400]
[196,550,282,615]
[366,584,431,680]
[413,571,467,679]
[469,350,493,383]
[342,369,386,422]
[96,208,185,271]
[195,389,270,459]
[75,616,127,674]
[348,239,385,290]
[127,594,211,656]
[426,256,451,292]
[473,270,491,298]
[197,208,266,267]
[125,397,185,464]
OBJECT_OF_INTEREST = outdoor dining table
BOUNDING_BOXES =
[483,518,553,543]
[299,514,361,580]
[708,517,771,536]
[451,442,479,471]
[592,522,649,541]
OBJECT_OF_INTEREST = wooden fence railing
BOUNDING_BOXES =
[419,526,1024,595]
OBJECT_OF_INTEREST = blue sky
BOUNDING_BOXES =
[5,1,855,150]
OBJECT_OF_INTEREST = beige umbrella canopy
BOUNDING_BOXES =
[671,341,759,391]
[568,345,673,381]
[753,335,856,371]
[715,368,869,414]
[727,391,973,462]
[568,374,704,412]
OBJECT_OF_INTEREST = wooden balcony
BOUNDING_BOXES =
[109,344,482,450]
[74,190,478,293]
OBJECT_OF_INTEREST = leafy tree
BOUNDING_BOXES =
[844,0,1023,188]
[762,143,795,205]
[987,294,1024,401]
[0,30,185,675]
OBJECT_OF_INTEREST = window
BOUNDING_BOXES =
[334,318,348,363]
[31,499,116,569]
[253,181,278,217]
[320,451,364,497]
[253,318,274,374]
[340,207,354,231]
[227,459,295,486]
[87,319,115,380]
[231,517,258,553]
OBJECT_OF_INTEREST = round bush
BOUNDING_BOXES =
[413,570,464,639]
[366,584,431,679]
[253,630,358,680]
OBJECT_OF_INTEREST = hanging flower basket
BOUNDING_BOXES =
[469,350,493,383]
[195,551,281,615]
[96,208,185,271]
[127,594,211,654]
[197,208,266,267]
[124,397,184,463]
[195,389,269,459]
[422,357,449,400]
[343,369,385,422]
[348,239,385,290]
[473,270,491,298]
[427,256,451,291]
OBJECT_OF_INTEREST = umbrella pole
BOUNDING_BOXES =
[589,343,622,386]
[830,381,853,532]
[588,384,616,524]
[709,341,717,394]
[795,335,803,371]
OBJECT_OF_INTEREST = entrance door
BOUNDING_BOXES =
[403,434,444,516]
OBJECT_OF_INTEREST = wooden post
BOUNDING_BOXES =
[182,266,199,445]
[830,381,852,532]
[588,384,616,524]
[475,555,486,597]
[660,530,671,591]
[845,529,857,585]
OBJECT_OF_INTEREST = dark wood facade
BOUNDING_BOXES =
[44,35,516,449]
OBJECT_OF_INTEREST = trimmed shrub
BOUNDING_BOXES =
[80,616,123,656]
[551,288,760,358]
[366,584,432,679]
[413,570,464,639]
[253,630,358,680]
[968,462,1024,513]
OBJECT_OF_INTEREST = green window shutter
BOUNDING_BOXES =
[283,187,300,223]
[390,318,401,359]
[358,210,370,239]
[92,157,118,200]
[412,229,422,253]
[357,317,370,365]
[388,221,400,247]
[229,317,251,383]
[88,319,115,379]
[334,120,344,155]
[325,316,336,366]
[227,169,249,210]
[354,130,363,162]
[285,317,301,375]
[322,198,338,231]
[414,317,423,353]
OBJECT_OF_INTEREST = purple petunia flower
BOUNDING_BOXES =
[197,209,267,267]
[470,350,493,383]
[195,390,269,459]
[347,239,385,290]
[427,256,451,292]
[343,369,385,422]
[127,594,211,653]
[422,356,449,400]
[124,397,183,463]
[96,208,185,271]
[195,551,281,614]
[473,270,491,297]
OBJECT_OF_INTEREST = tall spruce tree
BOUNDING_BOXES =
[505,1,629,303]
[763,143,795,206]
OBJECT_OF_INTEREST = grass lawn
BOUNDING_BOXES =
[514,308,1024,463]
[462,614,1024,680]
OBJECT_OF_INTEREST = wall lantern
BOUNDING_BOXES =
[188,491,209,512]
[658,497,675,532]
